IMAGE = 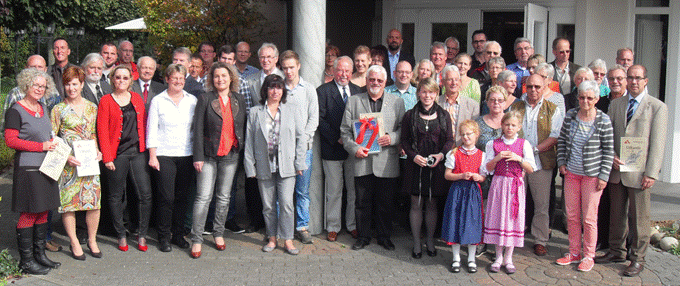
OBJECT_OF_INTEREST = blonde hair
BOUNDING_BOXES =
[458,119,480,136]
[502,111,523,126]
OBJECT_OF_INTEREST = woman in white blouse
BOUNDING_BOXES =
[146,64,197,252]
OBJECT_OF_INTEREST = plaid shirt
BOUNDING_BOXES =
[238,77,254,115]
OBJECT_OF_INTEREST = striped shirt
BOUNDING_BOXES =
[556,108,615,181]
[566,118,594,176]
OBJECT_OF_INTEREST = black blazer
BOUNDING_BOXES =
[184,76,204,97]
[192,91,246,162]
[82,79,112,105]
[317,80,362,161]
[384,50,415,80]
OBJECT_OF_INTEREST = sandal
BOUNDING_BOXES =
[467,261,477,273]
[504,263,516,274]
[450,261,461,273]
[489,262,501,273]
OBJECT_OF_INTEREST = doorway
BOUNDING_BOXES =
[483,11,524,65]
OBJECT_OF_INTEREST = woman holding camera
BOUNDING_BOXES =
[400,77,454,258]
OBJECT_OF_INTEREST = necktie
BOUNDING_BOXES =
[143,83,149,103]
[342,86,348,103]
[95,84,103,103]
[626,98,637,124]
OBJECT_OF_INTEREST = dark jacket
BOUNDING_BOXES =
[317,80,362,161]
[192,91,245,162]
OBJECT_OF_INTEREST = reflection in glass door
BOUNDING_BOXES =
[635,14,668,101]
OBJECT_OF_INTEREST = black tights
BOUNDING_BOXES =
[410,195,438,253]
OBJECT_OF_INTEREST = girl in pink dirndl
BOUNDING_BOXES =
[482,111,536,274]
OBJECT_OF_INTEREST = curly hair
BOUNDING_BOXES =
[16,68,56,96]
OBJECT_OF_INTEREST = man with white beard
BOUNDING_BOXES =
[80,53,111,105]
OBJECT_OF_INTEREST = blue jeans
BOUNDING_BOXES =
[294,149,313,231]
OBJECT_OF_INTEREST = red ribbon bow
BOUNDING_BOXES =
[355,117,379,150]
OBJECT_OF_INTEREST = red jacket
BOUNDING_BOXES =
[97,92,146,163]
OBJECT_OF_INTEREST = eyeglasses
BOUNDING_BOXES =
[593,72,606,77]
[557,50,571,54]
[487,98,504,104]
[578,96,597,101]
[526,85,542,90]
[627,76,646,81]
[607,76,625,81]
[259,56,275,60]
[32,83,47,90]
[515,46,533,51]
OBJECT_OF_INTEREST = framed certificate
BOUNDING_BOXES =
[619,136,647,173]
[72,140,100,177]
[354,113,382,154]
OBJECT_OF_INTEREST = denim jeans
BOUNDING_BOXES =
[294,149,313,231]
[190,153,239,244]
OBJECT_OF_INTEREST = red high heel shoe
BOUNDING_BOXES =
[118,238,128,252]
[191,244,202,259]
[138,238,148,252]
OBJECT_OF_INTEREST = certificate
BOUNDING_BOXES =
[39,137,71,181]
[354,113,382,154]
[619,136,647,173]
[72,140,100,177]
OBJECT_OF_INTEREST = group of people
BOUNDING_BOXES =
[4,27,667,278]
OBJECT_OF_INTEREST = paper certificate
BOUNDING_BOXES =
[354,114,382,154]
[72,140,100,177]
[619,136,647,173]
[39,137,71,181]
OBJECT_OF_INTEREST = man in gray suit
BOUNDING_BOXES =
[246,43,284,105]
[595,65,668,277]
[131,56,165,109]
[81,53,111,105]
[340,65,405,251]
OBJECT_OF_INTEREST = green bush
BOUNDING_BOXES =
[0,249,21,284]
[0,91,15,171]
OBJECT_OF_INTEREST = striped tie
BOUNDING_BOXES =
[626,98,636,125]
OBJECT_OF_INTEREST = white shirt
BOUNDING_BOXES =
[146,90,197,156]
[138,79,152,92]
[444,146,489,176]
[519,98,563,169]
[482,135,537,174]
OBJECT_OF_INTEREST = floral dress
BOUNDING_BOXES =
[51,101,101,212]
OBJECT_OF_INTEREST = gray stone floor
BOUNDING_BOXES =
[2,170,679,285]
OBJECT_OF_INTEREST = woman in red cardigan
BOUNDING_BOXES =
[97,65,152,252]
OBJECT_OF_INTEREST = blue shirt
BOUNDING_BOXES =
[384,84,417,111]
[388,51,400,81]
[507,62,530,95]
[239,65,260,80]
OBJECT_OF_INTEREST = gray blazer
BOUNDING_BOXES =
[607,92,668,188]
[437,94,480,146]
[244,102,306,180]
[340,92,405,178]
[82,79,112,105]
[246,68,284,105]
[131,80,166,108]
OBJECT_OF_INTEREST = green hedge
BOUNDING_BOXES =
[0,84,16,170]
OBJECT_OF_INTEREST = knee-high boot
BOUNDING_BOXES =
[16,227,50,275]
[33,223,61,269]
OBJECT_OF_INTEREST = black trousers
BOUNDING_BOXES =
[152,156,195,240]
[104,150,152,239]
[354,174,396,241]
[245,177,264,227]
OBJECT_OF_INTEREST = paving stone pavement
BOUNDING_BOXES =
[2,170,679,285]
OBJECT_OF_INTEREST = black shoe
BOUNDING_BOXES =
[411,248,422,259]
[352,239,370,250]
[69,246,86,261]
[475,243,487,257]
[377,238,395,250]
[159,239,172,252]
[171,236,190,249]
[426,248,437,257]
[33,223,61,269]
[244,225,262,234]
[225,220,245,233]
[594,252,626,264]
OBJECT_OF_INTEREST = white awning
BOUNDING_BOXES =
[105,18,147,30]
